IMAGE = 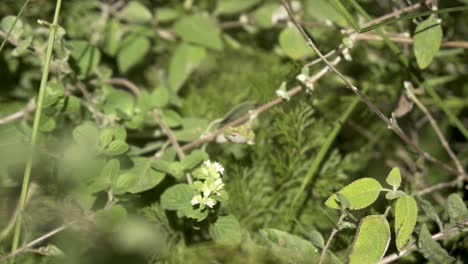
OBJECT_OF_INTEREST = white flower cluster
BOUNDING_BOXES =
[191,160,226,209]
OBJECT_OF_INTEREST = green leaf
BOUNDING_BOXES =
[69,40,101,78]
[104,140,129,156]
[152,160,183,179]
[261,229,319,262]
[162,110,182,128]
[161,183,194,210]
[325,178,383,210]
[12,36,32,56]
[447,193,468,223]
[254,4,280,28]
[385,190,405,200]
[308,230,325,249]
[174,118,210,141]
[102,18,121,56]
[151,87,170,108]
[215,0,261,15]
[112,173,139,195]
[386,167,401,188]
[395,195,418,251]
[209,215,242,244]
[279,26,312,60]
[180,150,208,171]
[121,1,152,23]
[125,158,165,194]
[43,83,64,108]
[419,198,443,230]
[155,8,180,22]
[168,43,206,93]
[418,224,455,264]
[1,16,23,39]
[173,15,223,50]
[39,114,56,132]
[64,96,81,120]
[102,86,135,116]
[349,215,390,264]
[414,16,443,69]
[90,159,120,192]
[117,34,151,73]
[73,122,99,146]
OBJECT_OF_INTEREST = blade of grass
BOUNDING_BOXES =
[0,0,31,54]
[10,0,64,263]
[290,87,368,209]
[330,0,361,32]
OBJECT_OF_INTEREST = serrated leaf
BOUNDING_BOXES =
[447,193,468,223]
[414,16,443,69]
[161,183,193,210]
[121,1,152,23]
[1,16,23,39]
[69,40,101,79]
[215,0,261,15]
[117,34,150,73]
[73,122,99,146]
[90,159,120,192]
[173,15,223,50]
[104,140,129,156]
[209,215,242,244]
[180,150,208,171]
[418,224,455,264]
[126,158,165,194]
[279,26,312,60]
[395,195,418,251]
[168,43,206,93]
[112,172,139,195]
[386,167,401,188]
[325,178,383,210]
[12,36,32,56]
[349,215,390,264]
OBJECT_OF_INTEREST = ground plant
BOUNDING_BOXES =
[0,0,468,263]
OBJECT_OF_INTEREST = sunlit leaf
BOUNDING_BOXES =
[325,178,383,210]
[414,16,442,69]
[349,215,390,264]
[173,15,223,50]
[279,26,312,60]
[395,195,418,251]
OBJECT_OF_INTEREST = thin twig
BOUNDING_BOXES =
[355,33,468,49]
[0,99,35,125]
[153,112,191,183]
[319,213,346,264]
[378,218,468,264]
[180,58,337,152]
[101,78,140,96]
[280,0,457,175]
[406,84,467,178]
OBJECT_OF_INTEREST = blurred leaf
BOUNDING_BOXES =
[12,35,32,56]
[325,178,382,210]
[168,43,206,92]
[418,224,455,264]
[69,40,101,78]
[73,122,99,146]
[279,26,312,60]
[305,0,347,26]
[117,34,151,73]
[162,109,182,128]
[174,118,210,141]
[121,1,152,23]
[151,86,170,108]
[1,16,23,39]
[104,140,129,156]
[102,86,135,116]
[95,205,127,232]
[414,16,442,69]
[90,159,120,192]
[124,157,166,194]
[419,198,444,230]
[209,215,242,244]
[215,0,261,15]
[385,190,405,200]
[349,215,390,264]
[261,228,319,262]
[155,7,180,22]
[39,114,56,132]
[102,18,121,56]
[447,193,468,223]
[174,15,223,50]
[395,195,418,251]
[308,230,325,249]
[254,4,280,28]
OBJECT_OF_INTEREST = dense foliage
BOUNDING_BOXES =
[1,0,468,263]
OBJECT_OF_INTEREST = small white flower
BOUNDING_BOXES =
[296,74,307,83]
[214,162,224,175]
[202,184,211,197]
[191,195,201,205]
[206,198,217,208]
[203,160,212,167]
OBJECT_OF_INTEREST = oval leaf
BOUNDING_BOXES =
[386,167,401,188]
[414,16,442,69]
[395,195,418,251]
[447,193,468,223]
[209,215,242,244]
[161,183,193,210]
[173,15,223,50]
[279,26,312,60]
[349,215,390,264]
[325,178,382,210]
[418,224,455,263]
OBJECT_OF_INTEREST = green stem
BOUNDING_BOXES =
[10,0,63,262]
[0,0,31,54]
[291,87,368,209]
